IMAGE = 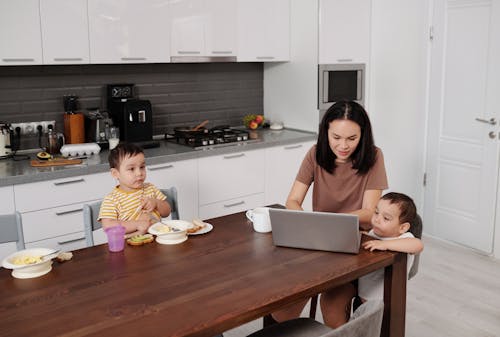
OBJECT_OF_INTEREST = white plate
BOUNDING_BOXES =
[2,248,57,270]
[156,235,188,245]
[148,219,191,237]
[188,222,213,235]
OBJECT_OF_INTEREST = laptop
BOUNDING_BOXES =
[269,208,361,254]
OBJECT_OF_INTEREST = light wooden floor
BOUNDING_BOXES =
[225,235,500,336]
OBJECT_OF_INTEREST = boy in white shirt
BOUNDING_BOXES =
[98,143,171,234]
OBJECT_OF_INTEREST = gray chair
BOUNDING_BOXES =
[0,211,25,250]
[408,214,423,280]
[249,300,384,337]
[83,187,179,247]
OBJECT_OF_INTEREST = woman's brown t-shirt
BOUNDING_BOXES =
[296,145,388,213]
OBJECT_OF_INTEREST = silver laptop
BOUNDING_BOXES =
[269,208,361,254]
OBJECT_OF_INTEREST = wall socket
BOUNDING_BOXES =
[11,121,56,136]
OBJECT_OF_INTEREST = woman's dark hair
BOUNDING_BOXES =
[381,192,421,237]
[108,142,144,169]
[316,100,376,174]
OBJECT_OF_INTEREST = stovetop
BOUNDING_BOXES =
[165,126,259,150]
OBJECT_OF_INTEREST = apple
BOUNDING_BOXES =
[249,120,259,129]
[254,115,264,125]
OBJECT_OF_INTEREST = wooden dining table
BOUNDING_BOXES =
[0,208,407,337]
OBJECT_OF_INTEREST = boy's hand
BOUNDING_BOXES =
[140,197,158,213]
[136,213,153,234]
[362,240,388,252]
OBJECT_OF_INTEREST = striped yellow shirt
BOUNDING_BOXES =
[98,183,166,221]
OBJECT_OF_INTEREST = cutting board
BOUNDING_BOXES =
[31,158,83,167]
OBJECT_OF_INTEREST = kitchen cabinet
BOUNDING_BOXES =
[237,0,290,62]
[198,149,265,219]
[0,0,43,66]
[88,0,171,64]
[170,0,237,58]
[0,186,16,259]
[40,0,90,64]
[319,0,371,64]
[14,173,114,251]
[147,159,199,221]
[265,141,315,211]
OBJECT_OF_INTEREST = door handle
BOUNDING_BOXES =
[475,117,497,125]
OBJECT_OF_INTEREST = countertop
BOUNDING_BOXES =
[0,128,317,187]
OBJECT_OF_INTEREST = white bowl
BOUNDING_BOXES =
[148,220,190,244]
[2,248,55,279]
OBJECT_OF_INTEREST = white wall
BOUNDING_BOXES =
[369,0,430,211]
[263,0,319,133]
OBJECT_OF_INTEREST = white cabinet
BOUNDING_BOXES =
[0,0,42,66]
[14,173,114,251]
[0,186,17,259]
[147,159,199,221]
[198,150,265,219]
[265,141,315,211]
[88,0,171,64]
[319,0,371,64]
[170,0,236,58]
[40,0,90,64]
[237,0,290,62]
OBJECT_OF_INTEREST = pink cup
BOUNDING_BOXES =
[104,225,126,252]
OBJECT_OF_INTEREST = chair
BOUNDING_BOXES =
[408,213,423,280]
[249,300,384,337]
[0,211,25,250]
[83,187,179,247]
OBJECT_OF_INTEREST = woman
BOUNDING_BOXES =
[273,100,388,327]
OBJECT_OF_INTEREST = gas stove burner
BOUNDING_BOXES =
[167,126,256,149]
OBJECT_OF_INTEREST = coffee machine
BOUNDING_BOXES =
[106,84,153,143]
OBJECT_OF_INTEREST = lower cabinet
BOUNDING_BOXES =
[0,185,17,259]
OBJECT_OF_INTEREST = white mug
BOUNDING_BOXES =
[246,207,271,233]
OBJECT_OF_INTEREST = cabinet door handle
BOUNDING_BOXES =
[178,51,201,55]
[337,58,353,62]
[256,56,275,60]
[211,51,232,54]
[223,153,245,159]
[149,164,174,171]
[121,57,147,61]
[54,57,83,62]
[224,200,245,208]
[55,208,83,216]
[2,58,35,62]
[284,144,303,150]
[57,236,85,245]
[53,178,85,186]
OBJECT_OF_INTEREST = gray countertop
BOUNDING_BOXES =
[0,128,317,187]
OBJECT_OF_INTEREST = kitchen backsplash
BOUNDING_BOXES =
[0,63,263,150]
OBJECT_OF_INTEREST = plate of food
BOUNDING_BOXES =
[1,248,58,279]
[148,220,190,245]
[187,218,213,235]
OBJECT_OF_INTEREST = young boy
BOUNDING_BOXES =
[358,192,424,301]
[98,142,171,234]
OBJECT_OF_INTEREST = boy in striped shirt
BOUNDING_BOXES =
[99,143,172,234]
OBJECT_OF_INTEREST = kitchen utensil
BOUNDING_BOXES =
[106,126,120,150]
[64,113,85,144]
[30,158,83,167]
[191,120,209,131]
[246,207,271,233]
[15,249,60,269]
[40,126,65,155]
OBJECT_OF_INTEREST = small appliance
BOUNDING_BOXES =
[318,63,365,112]
[107,84,153,143]
[84,108,113,147]
[0,122,12,158]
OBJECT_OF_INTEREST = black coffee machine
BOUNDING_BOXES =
[106,84,153,143]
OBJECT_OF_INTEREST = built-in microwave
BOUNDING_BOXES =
[318,63,365,111]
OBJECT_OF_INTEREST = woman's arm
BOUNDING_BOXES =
[363,237,424,254]
[349,189,382,229]
[285,180,310,210]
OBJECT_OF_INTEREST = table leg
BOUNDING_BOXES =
[382,252,407,337]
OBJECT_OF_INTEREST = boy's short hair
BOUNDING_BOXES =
[381,192,418,231]
[108,142,144,169]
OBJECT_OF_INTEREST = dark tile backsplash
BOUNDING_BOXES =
[0,63,263,150]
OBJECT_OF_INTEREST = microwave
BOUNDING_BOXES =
[318,63,365,111]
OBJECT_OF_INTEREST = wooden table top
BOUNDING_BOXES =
[0,209,402,337]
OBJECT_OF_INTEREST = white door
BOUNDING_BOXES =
[424,0,500,253]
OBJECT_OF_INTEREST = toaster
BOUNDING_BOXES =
[84,109,113,146]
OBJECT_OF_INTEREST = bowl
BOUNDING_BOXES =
[2,248,55,279]
[148,220,190,244]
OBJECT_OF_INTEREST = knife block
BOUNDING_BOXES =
[64,113,85,144]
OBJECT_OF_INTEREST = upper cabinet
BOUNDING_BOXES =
[237,0,290,62]
[0,0,43,66]
[319,0,371,64]
[170,0,237,58]
[40,0,90,65]
[88,0,171,64]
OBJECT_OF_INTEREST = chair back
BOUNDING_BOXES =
[0,212,25,250]
[83,201,102,247]
[408,213,423,280]
[322,300,384,337]
[160,187,179,220]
